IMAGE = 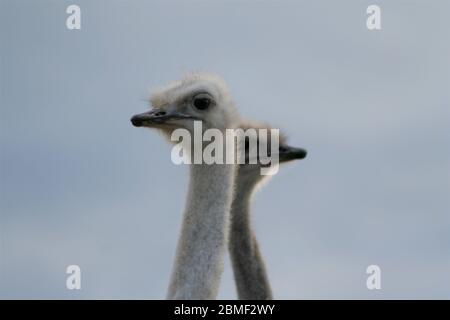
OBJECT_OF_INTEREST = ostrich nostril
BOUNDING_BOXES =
[155,111,166,117]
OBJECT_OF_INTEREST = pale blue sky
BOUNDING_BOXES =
[1,0,449,299]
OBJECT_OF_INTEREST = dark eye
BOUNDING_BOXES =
[193,97,211,110]
[192,93,214,111]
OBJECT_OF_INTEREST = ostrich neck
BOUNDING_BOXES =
[229,177,273,300]
[167,163,235,299]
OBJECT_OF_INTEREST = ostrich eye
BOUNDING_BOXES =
[193,98,211,110]
[192,93,213,111]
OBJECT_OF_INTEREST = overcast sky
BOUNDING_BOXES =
[1,0,449,299]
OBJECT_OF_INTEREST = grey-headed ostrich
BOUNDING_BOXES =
[230,121,306,300]
[131,73,240,299]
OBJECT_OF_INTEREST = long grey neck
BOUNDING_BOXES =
[166,162,235,299]
[229,177,273,300]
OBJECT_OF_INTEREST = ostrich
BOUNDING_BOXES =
[230,121,307,300]
[130,73,240,299]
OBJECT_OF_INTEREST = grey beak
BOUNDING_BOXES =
[130,109,195,127]
[279,145,307,162]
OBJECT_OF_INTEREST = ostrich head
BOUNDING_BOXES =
[237,121,307,185]
[131,73,239,138]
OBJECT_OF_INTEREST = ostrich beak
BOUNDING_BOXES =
[279,145,307,163]
[131,109,195,127]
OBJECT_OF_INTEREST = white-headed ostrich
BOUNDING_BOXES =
[229,121,307,300]
[131,73,240,299]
